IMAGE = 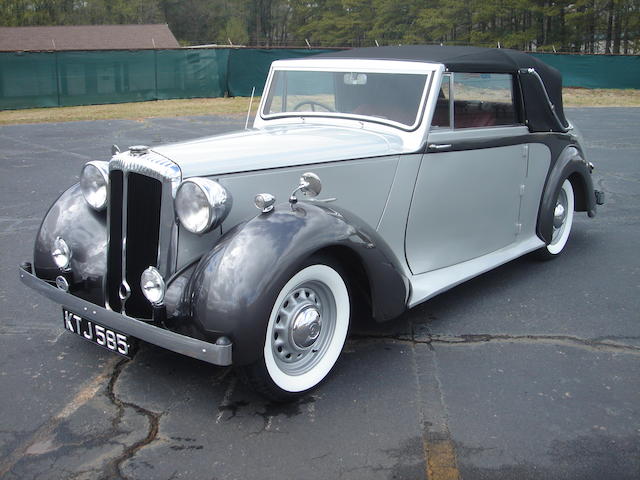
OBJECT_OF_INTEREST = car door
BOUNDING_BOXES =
[405,72,530,274]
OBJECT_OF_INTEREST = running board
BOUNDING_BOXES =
[408,236,545,308]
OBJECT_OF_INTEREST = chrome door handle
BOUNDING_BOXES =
[428,143,452,150]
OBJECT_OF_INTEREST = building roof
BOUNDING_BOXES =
[318,45,569,132]
[0,24,179,52]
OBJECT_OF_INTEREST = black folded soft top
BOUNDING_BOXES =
[317,45,568,133]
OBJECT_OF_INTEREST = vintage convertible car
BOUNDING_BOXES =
[19,46,604,400]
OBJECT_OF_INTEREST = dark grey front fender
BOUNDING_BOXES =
[33,183,107,305]
[188,201,409,365]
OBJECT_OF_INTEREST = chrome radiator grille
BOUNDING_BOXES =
[106,152,181,319]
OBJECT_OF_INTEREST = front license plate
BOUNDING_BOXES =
[62,308,137,358]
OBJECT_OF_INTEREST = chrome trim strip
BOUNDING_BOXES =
[104,170,117,311]
[157,182,178,278]
[121,171,129,314]
[19,266,232,366]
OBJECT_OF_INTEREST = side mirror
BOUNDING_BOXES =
[299,172,322,197]
[289,172,322,204]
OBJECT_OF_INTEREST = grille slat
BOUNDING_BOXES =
[106,170,162,319]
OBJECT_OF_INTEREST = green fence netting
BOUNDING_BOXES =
[156,49,228,100]
[57,50,156,106]
[0,48,230,110]
[1,48,638,110]
[226,48,333,97]
[531,53,640,89]
[0,51,59,109]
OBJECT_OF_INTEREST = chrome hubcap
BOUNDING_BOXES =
[271,282,336,375]
[292,307,322,348]
[553,203,566,229]
[551,189,568,243]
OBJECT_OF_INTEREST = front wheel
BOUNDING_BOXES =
[242,259,350,401]
[536,179,575,260]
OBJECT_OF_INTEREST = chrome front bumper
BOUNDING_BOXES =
[18,265,232,366]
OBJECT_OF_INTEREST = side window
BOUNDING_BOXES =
[452,73,517,129]
[431,74,451,128]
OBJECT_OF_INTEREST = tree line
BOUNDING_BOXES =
[1,0,638,53]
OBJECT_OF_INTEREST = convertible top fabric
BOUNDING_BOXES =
[316,46,568,132]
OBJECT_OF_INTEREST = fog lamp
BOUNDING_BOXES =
[254,193,276,213]
[52,237,71,270]
[141,266,165,305]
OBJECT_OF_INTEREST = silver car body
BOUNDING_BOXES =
[152,58,548,306]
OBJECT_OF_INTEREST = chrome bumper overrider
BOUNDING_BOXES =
[18,265,232,366]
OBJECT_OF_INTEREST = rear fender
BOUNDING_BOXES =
[537,145,596,244]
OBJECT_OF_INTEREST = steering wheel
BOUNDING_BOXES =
[292,101,334,112]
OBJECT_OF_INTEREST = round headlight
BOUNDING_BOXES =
[52,237,71,270]
[80,161,109,211]
[174,178,232,234]
[141,267,165,305]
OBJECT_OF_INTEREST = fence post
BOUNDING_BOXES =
[54,51,61,107]
[154,50,159,101]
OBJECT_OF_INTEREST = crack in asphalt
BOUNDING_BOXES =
[99,358,161,480]
[351,331,640,355]
[0,357,119,478]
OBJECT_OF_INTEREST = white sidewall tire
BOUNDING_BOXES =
[264,264,349,393]
[547,179,575,255]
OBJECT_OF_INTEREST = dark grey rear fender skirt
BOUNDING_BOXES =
[188,201,409,365]
[537,144,596,244]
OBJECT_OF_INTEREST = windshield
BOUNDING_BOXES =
[262,69,430,129]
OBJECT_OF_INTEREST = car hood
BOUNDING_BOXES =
[151,124,405,178]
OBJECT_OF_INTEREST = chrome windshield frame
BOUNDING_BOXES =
[257,59,438,130]
[255,58,444,153]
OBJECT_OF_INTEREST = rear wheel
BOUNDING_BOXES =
[536,179,574,260]
[242,258,350,401]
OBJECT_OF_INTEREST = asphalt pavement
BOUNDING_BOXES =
[0,109,638,480]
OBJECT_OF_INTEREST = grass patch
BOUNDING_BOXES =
[0,89,638,125]
[563,88,640,107]
[0,97,258,126]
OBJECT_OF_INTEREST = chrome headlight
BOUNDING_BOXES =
[174,178,232,234]
[80,161,109,211]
